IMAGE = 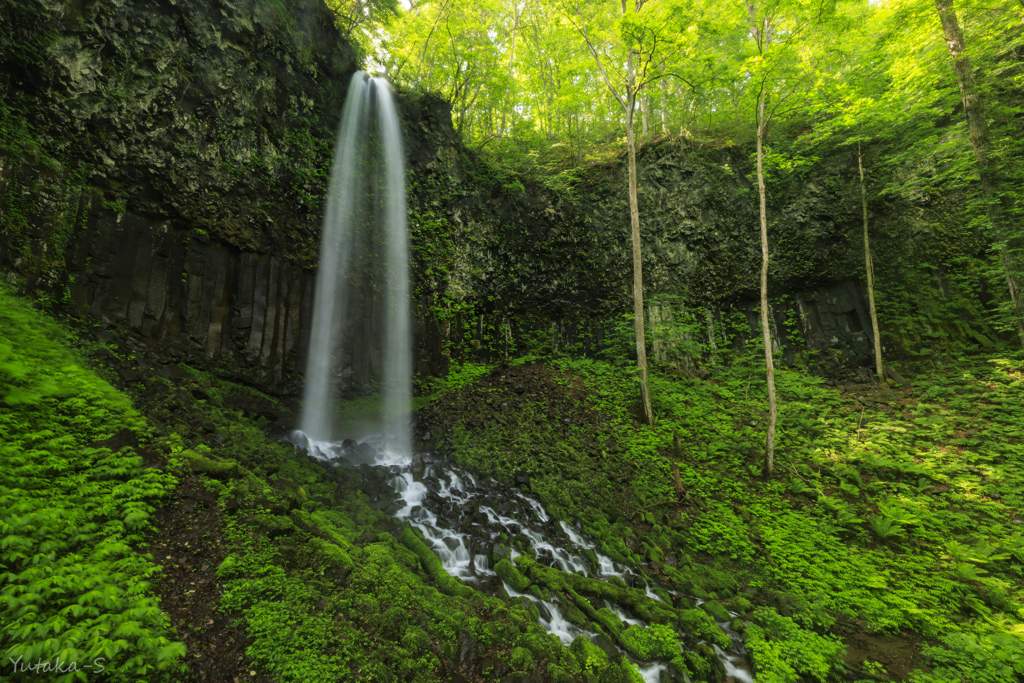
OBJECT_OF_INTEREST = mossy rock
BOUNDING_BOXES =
[530,584,551,602]
[375,606,409,640]
[642,542,665,563]
[677,609,730,649]
[619,624,678,660]
[570,635,609,674]
[402,625,431,652]
[701,599,731,622]
[563,600,589,627]
[308,537,354,578]
[496,558,532,592]
[522,632,563,662]
[510,646,535,672]
[593,607,624,636]
[599,660,645,683]
[633,599,677,625]
[725,594,753,613]
[695,643,726,683]
[547,663,576,683]
[178,448,241,478]
[510,596,540,623]
[216,554,240,579]
[668,654,691,680]
[255,513,296,538]
[400,526,474,598]
[682,650,713,682]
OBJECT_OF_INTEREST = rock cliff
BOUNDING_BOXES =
[0,0,1000,393]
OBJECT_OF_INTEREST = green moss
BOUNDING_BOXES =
[594,607,624,636]
[510,646,534,671]
[496,558,532,592]
[570,635,609,674]
[678,608,731,650]
[308,537,354,577]
[619,624,679,660]
[400,526,475,598]
[401,625,431,652]
[701,599,731,623]
[599,660,645,683]
[178,448,242,477]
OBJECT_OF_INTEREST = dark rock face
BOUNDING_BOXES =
[1,0,359,260]
[64,206,313,386]
[0,0,994,389]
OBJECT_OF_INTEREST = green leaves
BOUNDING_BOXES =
[0,285,183,680]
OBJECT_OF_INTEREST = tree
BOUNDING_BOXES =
[858,143,884,380]
[565,0,698,425]
[741,0,835,475]
[934,0,1024,348]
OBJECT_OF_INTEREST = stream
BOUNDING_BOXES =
[292,431,755,683]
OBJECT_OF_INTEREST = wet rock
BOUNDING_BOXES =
[116,367,140,383]
[590,633,620,663]
[142,381,169,398]
[456,631,477,667]
[481,656,510,679]
[352,442,378,464]
[159,365,190,383]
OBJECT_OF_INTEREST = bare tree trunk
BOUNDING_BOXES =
[660,80,668,135]
[641,95,650,137]
[756,94,777,475]
[859,143,884,379]
[574,0,654,424]
[627,53,654,426]
[936,0,1024,347]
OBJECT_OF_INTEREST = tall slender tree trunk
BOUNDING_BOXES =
[659,81,668,135]
[859,144,884,379]
[936,0,1024,347]
[626,53,654,426]
[755,94,777,475]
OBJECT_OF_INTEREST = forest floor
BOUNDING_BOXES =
[3,281,1024,683]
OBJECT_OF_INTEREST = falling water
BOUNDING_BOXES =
[300,72,411,455]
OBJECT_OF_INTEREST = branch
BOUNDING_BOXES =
[567,0,627,112]
[416,0,452,81]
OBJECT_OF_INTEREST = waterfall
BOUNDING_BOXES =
[300,71,411,456]
[291,72,755,683]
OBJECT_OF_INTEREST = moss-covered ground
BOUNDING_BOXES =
[420,349,1024,682]
[4,279,1024,682]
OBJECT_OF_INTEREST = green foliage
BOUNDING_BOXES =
[0,284,184,681]
[743,607,844,682]
[618,623,679,660]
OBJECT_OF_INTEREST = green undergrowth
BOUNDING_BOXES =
[0,284,185,681]
[423,348,1024,682]
[142,356,671,681]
